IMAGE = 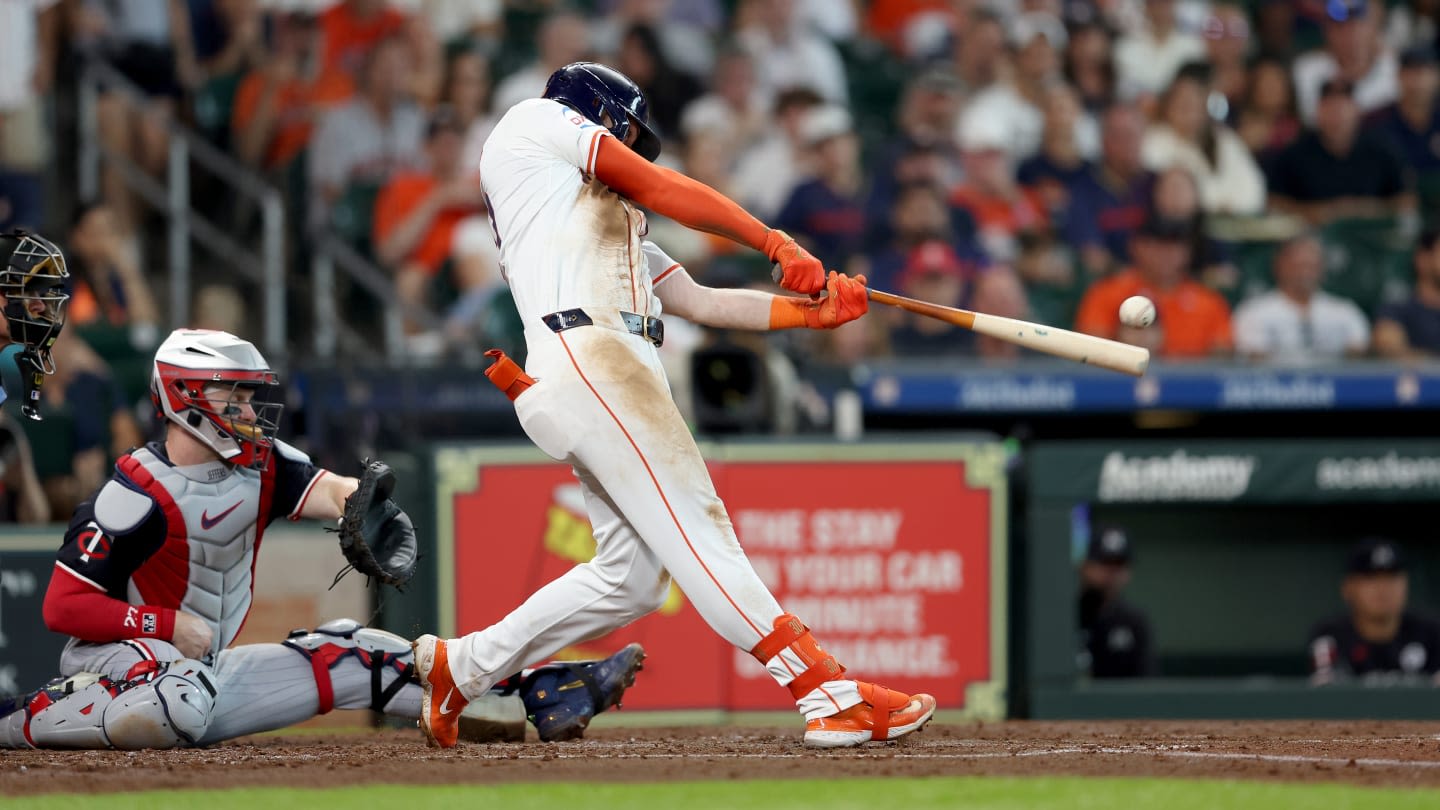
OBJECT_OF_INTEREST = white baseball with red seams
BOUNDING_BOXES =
[444,97,862,720]
[1119,295,1156,328]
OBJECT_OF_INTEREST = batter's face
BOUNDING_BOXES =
[600,111,641,149]
[1344,572,1408,625]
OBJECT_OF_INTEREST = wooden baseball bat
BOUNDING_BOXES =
[866,288,1150,376]
[769,264,1150,375]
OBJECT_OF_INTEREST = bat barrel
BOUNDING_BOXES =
[969,312,1150,376]
[866,288,1149,376]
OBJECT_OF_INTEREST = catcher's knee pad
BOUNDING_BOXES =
[283,618,416,713]
[103,659,217,749]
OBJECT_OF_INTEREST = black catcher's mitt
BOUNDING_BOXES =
[333,459,417,589]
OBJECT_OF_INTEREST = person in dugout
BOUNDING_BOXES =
[1309,538,1440,685]
[1078,525,1156,679]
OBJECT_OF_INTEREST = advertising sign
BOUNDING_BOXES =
[0,538,68,698]
[433,442,1007,717]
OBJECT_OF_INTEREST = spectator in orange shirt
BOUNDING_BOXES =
[950,118,1049,265]
[65,202,160,351]
[1075,215,1234,359]
[319,0,406,78]
[372,107,487,329]
[231,10,354,173]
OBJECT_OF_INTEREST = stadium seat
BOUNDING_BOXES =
[1417,172,1440,230]
[474,287,527,364]
[1229,238,1282,305]
[330,181,384,259]
[1318,217,1414,315]
[73,323,152,409]
[21,404,76,479]
[836,38,906,160]
[192,73,245,151]
[1026,281,1083,330]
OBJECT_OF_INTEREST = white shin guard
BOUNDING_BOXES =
[2,660,217,750]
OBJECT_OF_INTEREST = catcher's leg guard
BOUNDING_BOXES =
[200,618,420,743]
[104,659,217,748]
[200,618,523,744]
[0,660,216,749]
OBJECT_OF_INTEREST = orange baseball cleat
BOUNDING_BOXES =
[803,682,937,748]
[413,634,468,748]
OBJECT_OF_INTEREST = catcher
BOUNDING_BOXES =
[0,328,644,749]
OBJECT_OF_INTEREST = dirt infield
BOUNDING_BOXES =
[4,720,1440,795]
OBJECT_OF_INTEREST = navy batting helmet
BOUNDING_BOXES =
[543,62,662,162]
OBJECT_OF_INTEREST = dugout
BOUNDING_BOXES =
[1021,438,1440,719]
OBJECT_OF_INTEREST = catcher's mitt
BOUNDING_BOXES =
[332,459,417,589]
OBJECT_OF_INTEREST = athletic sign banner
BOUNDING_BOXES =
[432,442,1008,716]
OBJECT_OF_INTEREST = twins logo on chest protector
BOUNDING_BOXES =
[128,448,265,653]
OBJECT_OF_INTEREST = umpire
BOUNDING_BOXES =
[1078,526,1156,678]
[0,229,69,418]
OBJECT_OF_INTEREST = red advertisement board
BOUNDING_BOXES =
[436,443,1007,716]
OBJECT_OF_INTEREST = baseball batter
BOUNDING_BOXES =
[413,63,937,749]
[0,328,642,748]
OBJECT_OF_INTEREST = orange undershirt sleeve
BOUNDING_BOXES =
[593,135,770,253]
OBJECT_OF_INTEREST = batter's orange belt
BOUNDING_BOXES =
[483,349,535,401]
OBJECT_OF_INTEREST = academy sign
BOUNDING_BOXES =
[1097,450,1257,502]
[1316,452,1440,492]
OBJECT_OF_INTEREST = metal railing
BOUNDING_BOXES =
[76,58,451,365]
[311,233,405,360]
[77,60,288,360]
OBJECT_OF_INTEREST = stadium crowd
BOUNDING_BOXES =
[2,0,1440,517]
[6,0,1432,368]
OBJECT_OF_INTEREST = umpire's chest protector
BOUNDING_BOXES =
[122,447,266,654]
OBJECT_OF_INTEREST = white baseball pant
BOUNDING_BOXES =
[446,321,862,719]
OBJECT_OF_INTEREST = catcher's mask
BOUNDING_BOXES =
[0,229,69,373]
[151,329,283,470]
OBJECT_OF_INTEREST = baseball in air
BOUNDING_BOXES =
[1119,295,1156,328]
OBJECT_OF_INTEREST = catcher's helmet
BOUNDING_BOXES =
[543,62,662,162]
[151,329,282,470]
[0,229,69,373]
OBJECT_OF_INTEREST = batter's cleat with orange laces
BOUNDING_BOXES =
[413,634,468,748]
[803,682,937,748]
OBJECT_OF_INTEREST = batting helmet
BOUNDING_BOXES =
[543,62,662,162]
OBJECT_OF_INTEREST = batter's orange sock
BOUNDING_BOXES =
[750,614,846,700]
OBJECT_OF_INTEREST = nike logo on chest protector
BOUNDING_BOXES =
[200,500,244,530]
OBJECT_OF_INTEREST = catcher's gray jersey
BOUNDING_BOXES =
[53,440,323,665]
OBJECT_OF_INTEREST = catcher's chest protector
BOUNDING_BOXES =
[125,448,266,656]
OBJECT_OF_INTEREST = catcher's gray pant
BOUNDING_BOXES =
[0,619,502,748]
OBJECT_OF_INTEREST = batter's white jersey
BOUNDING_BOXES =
[479,98,678,326]
[453,100,868,729]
